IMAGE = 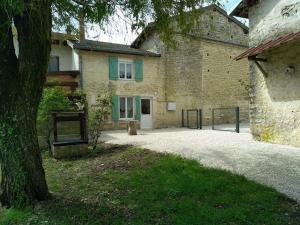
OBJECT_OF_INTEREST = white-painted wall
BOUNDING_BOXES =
[50,44,79,71]
[249,0,300,46]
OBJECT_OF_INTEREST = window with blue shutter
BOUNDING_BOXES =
[111,95,119,121]
[135,96,141,120]
[134,59,143,82]
[109,56,118,80]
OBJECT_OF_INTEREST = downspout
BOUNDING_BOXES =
[78,14,85,89]
[79,54,83,90]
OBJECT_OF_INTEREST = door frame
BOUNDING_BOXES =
[140,97,153,130]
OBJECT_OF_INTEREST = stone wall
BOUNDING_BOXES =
[200,40,249,125]
[159,39,249,127]
[248,0,300,147]
[249,41,300,146]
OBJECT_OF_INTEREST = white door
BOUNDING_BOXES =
[140,98,153,129]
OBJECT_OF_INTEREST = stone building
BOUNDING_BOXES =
[49,4,249,130]
[132,5,249,127]
[231,0,300,146]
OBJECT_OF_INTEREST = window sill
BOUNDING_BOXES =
[118,79,135,81]
[119,118,135,121]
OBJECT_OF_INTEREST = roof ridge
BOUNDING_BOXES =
[131,3,248,48]
[80,39,131,47]
[73,39,161,57]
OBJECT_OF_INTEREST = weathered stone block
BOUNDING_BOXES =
[52,141,89,159]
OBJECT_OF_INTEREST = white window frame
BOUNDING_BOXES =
[118,59,134,80]
[119,96,135,120]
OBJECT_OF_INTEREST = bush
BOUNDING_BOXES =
[89,88,113,150]
[37,87,75,151]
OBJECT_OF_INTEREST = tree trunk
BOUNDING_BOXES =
[0,0,51,208]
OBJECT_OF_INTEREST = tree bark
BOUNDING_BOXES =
[0,0,51,208]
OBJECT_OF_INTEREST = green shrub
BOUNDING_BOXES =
[89,88,113,150]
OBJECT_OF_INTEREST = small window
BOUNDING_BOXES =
[119,60,133,80]
[48,56,59,72]
[119,97,134,119]
[119,63,125,79]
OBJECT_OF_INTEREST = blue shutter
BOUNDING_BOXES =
[135,96,141,121]
[109,56,118,80]
[134,59,143,82]
[111,95,119,121]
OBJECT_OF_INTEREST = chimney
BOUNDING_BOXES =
[79,15,85,40]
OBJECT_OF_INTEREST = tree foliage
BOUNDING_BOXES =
[52,0,221,44]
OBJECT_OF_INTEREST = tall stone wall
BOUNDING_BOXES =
[200,40,249,124]
[140,6,249,127]
[248,0,300,146]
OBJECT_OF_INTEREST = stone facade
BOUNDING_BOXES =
[139,6,249,127]
[247,0,300,146]
[80,51,165,129]
[71,5,250,130]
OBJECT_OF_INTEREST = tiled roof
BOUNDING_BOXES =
[73,40,160,57]
[235,32,300,60]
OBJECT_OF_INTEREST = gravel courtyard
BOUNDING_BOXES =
[102,125,300,202]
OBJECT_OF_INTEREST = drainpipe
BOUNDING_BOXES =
[78,14,85,89]
[79,55,83,89]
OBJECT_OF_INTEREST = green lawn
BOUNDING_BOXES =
[0,145,299,225]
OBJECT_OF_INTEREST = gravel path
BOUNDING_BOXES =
[101,126,300,202]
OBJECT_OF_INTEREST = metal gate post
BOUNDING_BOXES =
[187,110,190,128]
[236,107,240,133]
[199,109,202,130]
[196,109,199,129]
[212,109,215,130]
[182,109,185,127]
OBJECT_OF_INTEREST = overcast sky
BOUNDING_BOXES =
[85,0,242,45]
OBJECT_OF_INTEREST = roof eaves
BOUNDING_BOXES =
[235,31,300,60]
[73,42,160,57]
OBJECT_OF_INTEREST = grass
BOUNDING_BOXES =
[0,144,299,225]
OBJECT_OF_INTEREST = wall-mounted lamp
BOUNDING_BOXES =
[285,66,295,75]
